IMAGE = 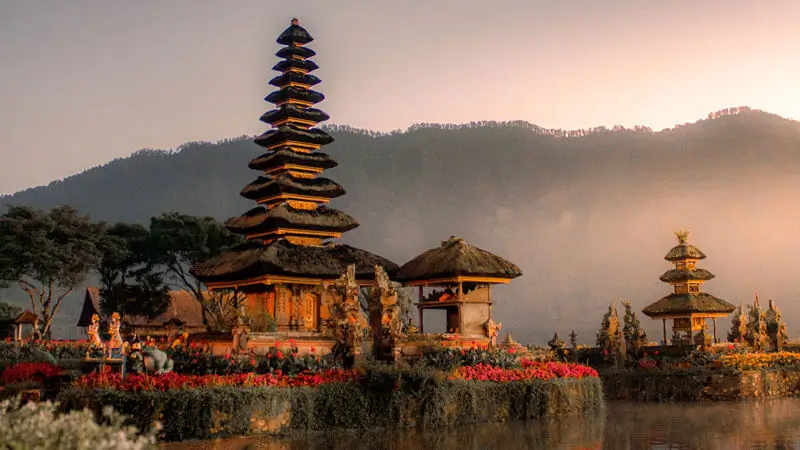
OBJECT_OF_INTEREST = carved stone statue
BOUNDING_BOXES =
[327,264,364,364]
[484,318,502,347]
[548,332,565,350]
[141,344,174,374]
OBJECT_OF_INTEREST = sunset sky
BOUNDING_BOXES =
[1,0,798,194]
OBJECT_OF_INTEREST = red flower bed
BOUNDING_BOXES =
[0,362,63,385]
[451,362,598,382]
[72,368,359,392]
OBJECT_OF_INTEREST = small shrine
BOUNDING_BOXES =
[11,310,38,342]
[642,230,735,347]
[189,19,398,358]
[396,236,522,347]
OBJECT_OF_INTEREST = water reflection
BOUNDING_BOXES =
[163,399,800,450]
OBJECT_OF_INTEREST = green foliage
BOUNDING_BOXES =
[0,398,160,449]
[249,313,278,333]
[416,345,521,371]
[0,341,88,367]
[98,222,170,320]
[0,205,104,339]
[149,213,242,329]
[0,301,23,339]
[57,369,604,441]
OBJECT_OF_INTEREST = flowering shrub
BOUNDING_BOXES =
[718,351,800,371]
[168,339,340,376]
[450,362,598,382]
[418,345,522,370]
[0,340,88,363]
[0,398,160,449]
[0,362,62,385]
[72,368,359,391]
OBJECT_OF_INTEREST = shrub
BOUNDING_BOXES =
[416,345,522,370]
[1,362,63,385]
[0,398,160,449]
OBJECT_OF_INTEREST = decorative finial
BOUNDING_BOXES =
[442,235,464,247]
[675,229,690,244]
[291,18,299,26]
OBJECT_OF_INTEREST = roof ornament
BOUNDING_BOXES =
[441,235,464,247]
[675,229,690,244]
[291,18,299,26]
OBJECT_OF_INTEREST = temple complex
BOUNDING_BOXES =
[642,230,735,347]
[396,236,522,347]
[190,19,398,355]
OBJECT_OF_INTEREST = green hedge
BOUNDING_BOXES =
[57,374,604,441]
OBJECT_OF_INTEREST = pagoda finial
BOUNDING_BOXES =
[675,229,690,244]
[291,18,299,26]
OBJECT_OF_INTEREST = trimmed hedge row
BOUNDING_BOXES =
[57,373,604,441]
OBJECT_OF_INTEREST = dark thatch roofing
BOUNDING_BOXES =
[659,268,716,283]
[642,293,735,317]
[240,175,345,201]
[277,19,314,46]
[260,105,329,127]
[77,286,102,327]
[269,72,321,89]
[254,125,334,149]
[13,310,38,324]
[226,204,359,235]
[249,147,337,172]
[273,59,319,74]
[124,290,204,329]
[665,243,707,261]
[265,87,325,106]
[396,236,522,283]
[190,239,399,283]
[276,46,316,60]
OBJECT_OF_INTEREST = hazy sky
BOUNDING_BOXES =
[1,0,798,194]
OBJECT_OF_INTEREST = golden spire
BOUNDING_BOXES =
[675,229,690,244]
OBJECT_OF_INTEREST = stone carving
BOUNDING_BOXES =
[548,332,565,350]
[484,318,502,347]
[596,302,626,368]
[327,264,364,365]
[86,314,104,358]
[569,330,578,349]
[141,337,174,374]
[765,299,789,351]
[728,303,747,343]
[621,300,647,353]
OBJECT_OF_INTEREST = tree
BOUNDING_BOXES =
[0,301,23,339]
[97,223,170,320]
[149,213,242,330]
[0,205,103,339]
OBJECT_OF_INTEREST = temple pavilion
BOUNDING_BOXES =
[642,230,735,346]
[396,236,522,345]
[190,19,397,345]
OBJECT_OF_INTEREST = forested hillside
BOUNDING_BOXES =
[4,109,800,344]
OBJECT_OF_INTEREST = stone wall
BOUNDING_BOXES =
[602,369,800,401]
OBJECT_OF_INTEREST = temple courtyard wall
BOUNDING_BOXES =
[57,375,604,442]
[602,369,800,401]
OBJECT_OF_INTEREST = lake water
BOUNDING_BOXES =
[163,399,800,450]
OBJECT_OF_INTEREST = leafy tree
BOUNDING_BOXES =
[0,205,103,339]
[149,213,242,330]
[0,301,23,339]
[97,223,170,320]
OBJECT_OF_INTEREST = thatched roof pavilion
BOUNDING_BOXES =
[397,236,521,338]
[642,230,734,346]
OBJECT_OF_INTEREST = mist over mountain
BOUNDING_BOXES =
[3,109,800,344]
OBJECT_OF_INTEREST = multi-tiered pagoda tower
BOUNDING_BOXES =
[642,230,735,346]
[191,19,397,340]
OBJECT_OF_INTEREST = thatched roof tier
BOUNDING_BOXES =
[277,19,314,46]
[268,72,322,89]
[642,293,735,317]
[254,125,334,149]
[226,204,359,235]
[276,46,316,60]
[665,243,707,261]
[190,240,399,284]
[77,286,102,327]
[396,236,522,284]
[240,175,345,201]
[265,87,325,106]
[659,268,716,283]
[260,105,329,127]
[249,147,337,172]
[273,59,319,74]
